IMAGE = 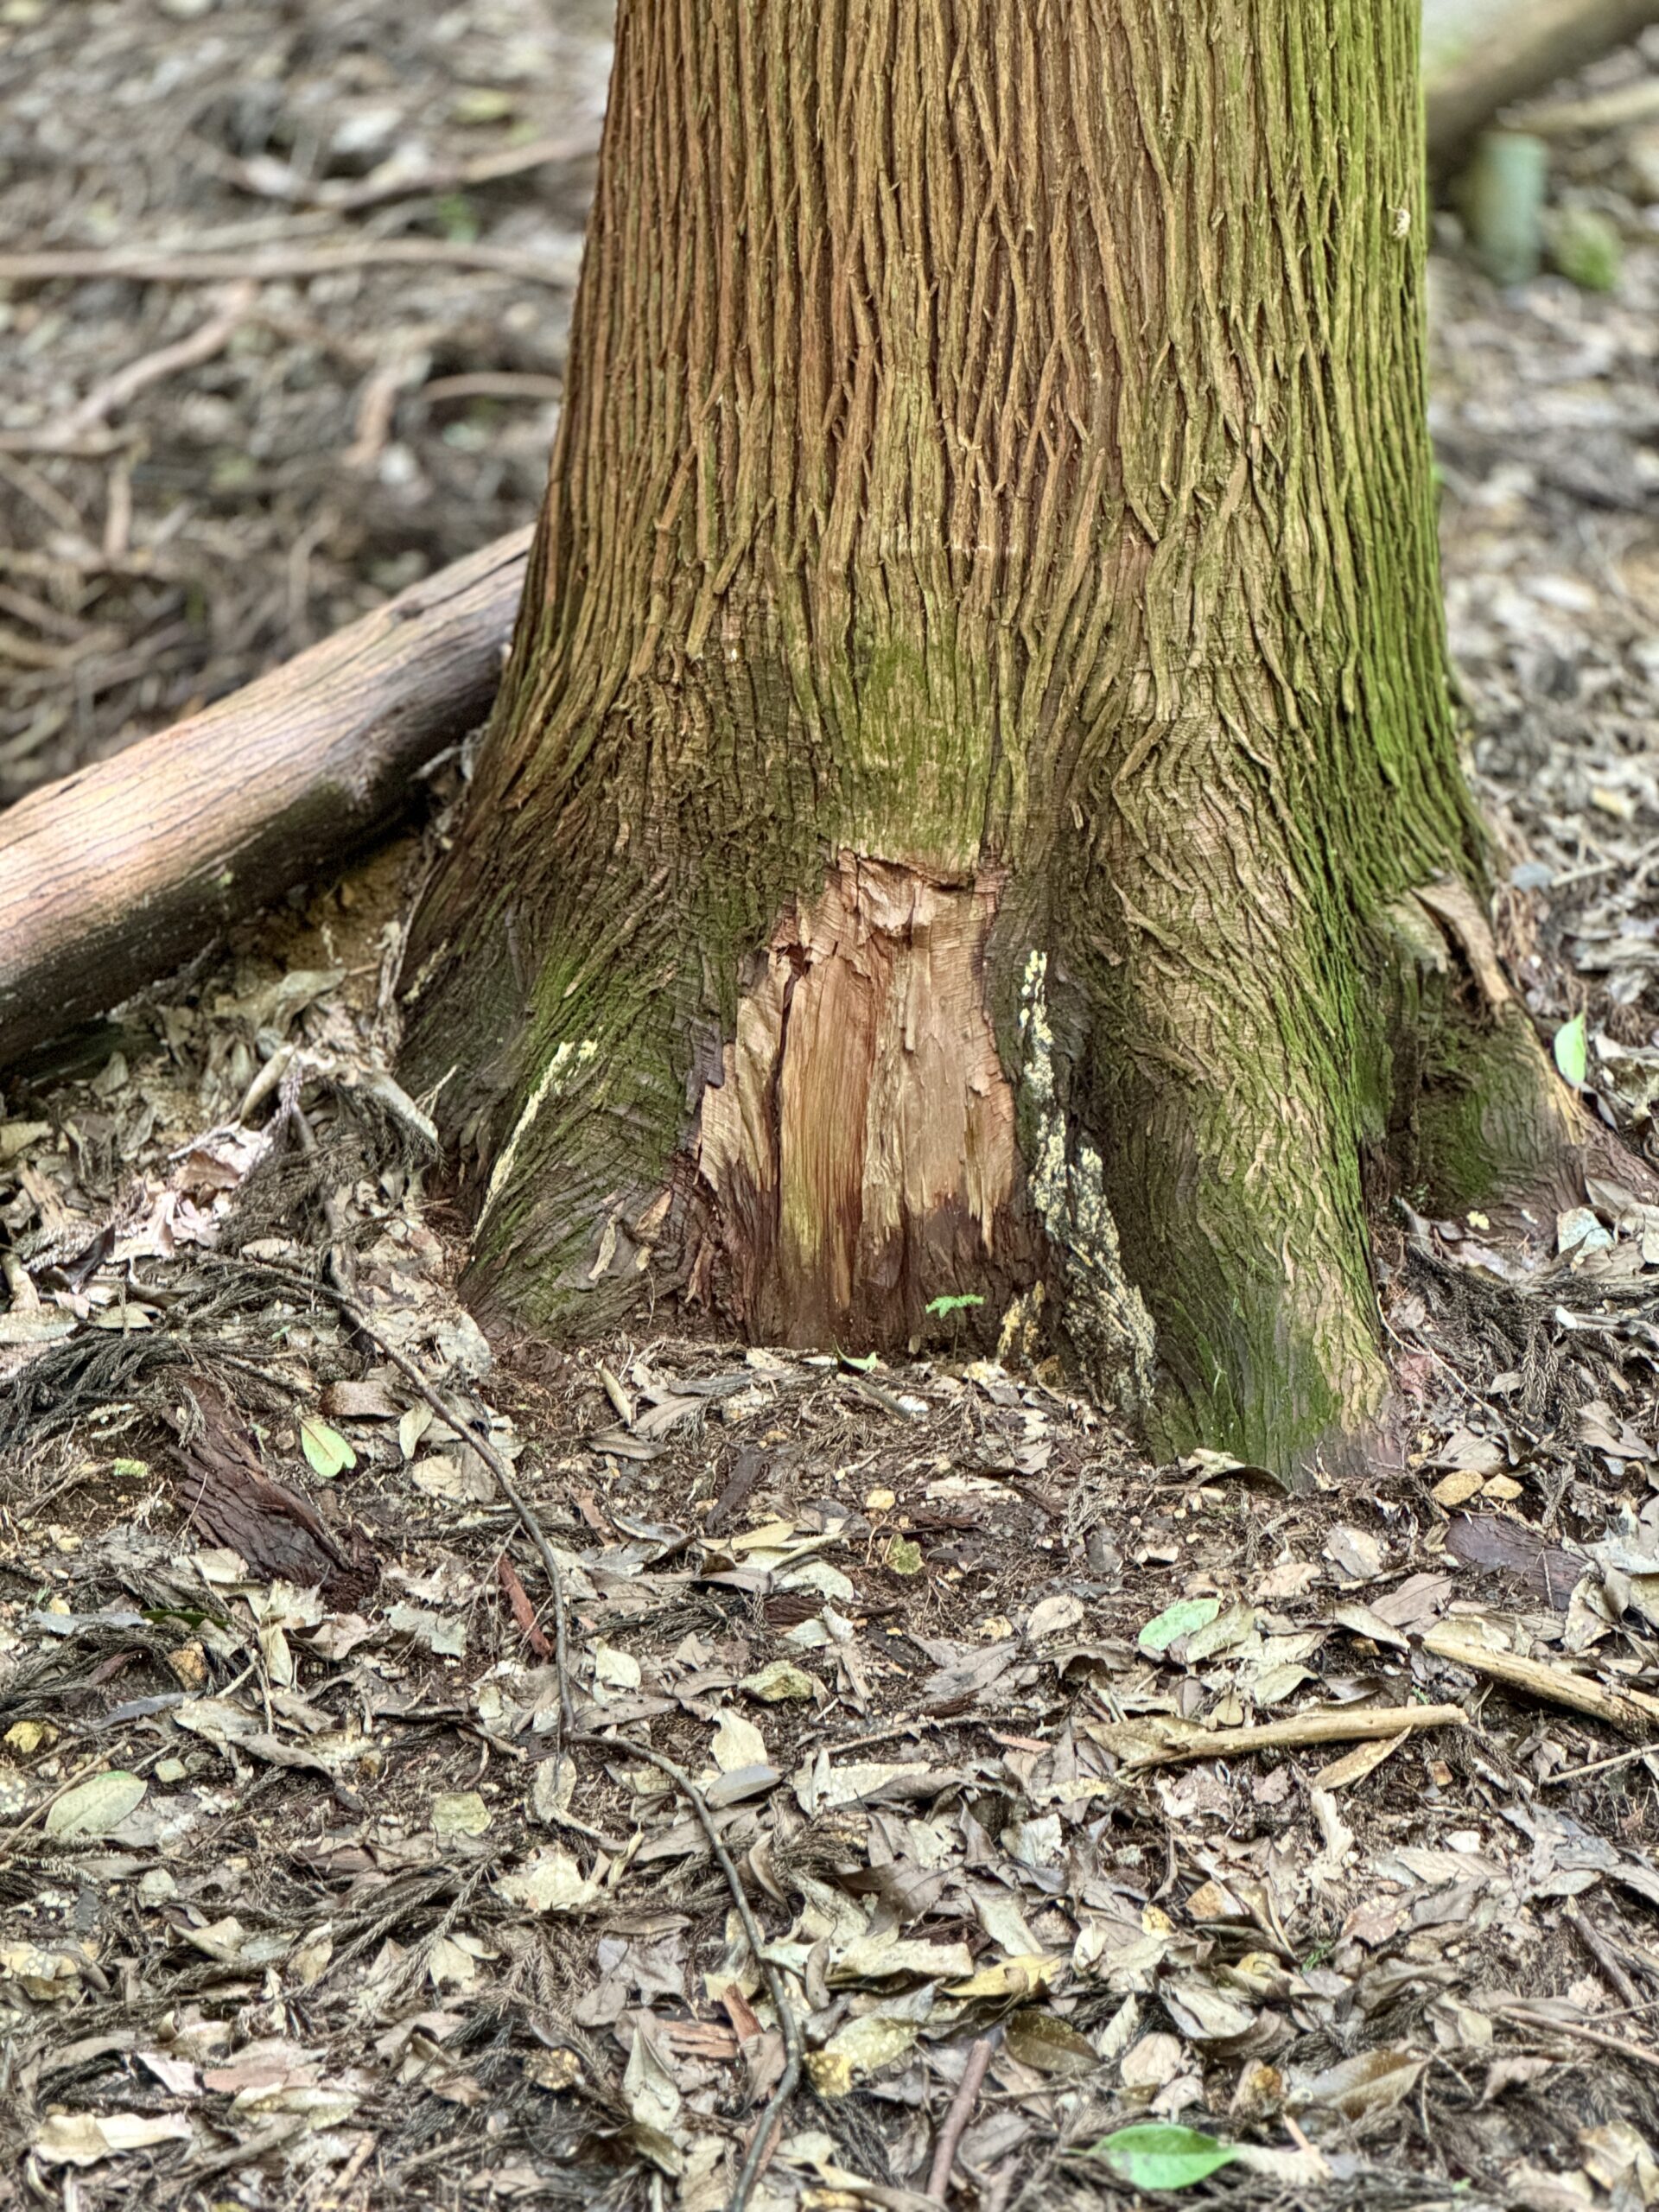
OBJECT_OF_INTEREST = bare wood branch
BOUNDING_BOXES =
[1089,1700,1468,1770]
[0,528,530,1068]
[1424,1624,1659,1738]
[1426,0,1659,169]
[927,2034,997,2202]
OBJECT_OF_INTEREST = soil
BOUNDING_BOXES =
[3,7,1659,2212]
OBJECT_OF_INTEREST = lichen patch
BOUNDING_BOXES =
[1016,950,1156,1409]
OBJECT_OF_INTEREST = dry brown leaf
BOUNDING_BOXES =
[1310,1731,1409,1791]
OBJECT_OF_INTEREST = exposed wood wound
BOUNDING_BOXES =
[694,855,1026,1347]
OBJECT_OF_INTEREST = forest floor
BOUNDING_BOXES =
[6,7,1659,2212]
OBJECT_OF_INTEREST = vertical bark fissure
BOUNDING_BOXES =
[404,0,1497,1463]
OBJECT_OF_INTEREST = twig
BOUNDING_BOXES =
[1088,1701,1467,1769]
[1566,1901,1643,2010]
[343,357,427,471]
[927,2033,996,2201]
[0,284,256,454]
[1543,1740,1659,1785]
[206,1255,574,1743]
[575,1730,801,2212]
[1498,2002,1659,2074]
[0,238,579,289]
[190,128,597,214]
[1423,1624,1659,1738]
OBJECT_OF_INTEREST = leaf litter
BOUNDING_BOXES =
[2,19,1659,2212]
[3,868,1659,2211]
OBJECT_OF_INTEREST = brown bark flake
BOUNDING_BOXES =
[168,1377,372,1599]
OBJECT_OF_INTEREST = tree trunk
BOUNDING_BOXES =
[402,0,1586,1473]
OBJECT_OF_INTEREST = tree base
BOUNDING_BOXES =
[429,855,1641,1483]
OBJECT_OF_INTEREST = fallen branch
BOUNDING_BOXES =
[1423,1623,1659,1738]
[1498,2001,1659,2074]
[1088,1701,1467,1770]
[1543,1740,1659,1784]
[1425,0,1659,170]
[0,237,578,289]
[0,526,530,1069]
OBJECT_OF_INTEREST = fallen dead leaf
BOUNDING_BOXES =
[33,2113,194,2166]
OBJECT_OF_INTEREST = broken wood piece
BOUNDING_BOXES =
[1423,1623,1659,1738]
[0,528,530,1070]
[1089,1701,1467,1770]
[1444,1510,1584,1612]
[166,1376,368,1598]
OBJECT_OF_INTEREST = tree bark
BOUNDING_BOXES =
[0,529,529,1069]
[403,0,1586,1473]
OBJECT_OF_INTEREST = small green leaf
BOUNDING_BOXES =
[886,1535,924,1577]
[1553,1014,1587,1088]
[143,1605,207,1630]
[1138,1595,1221,1656]
[434,190,480,244]
[839,1350,880,1373]
[1083,2125,1239,2190]
[300,1416,356,1479]
[925,1293,986,1319]
[45,1770,148,1840]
